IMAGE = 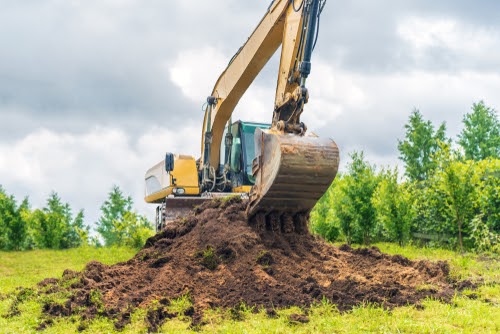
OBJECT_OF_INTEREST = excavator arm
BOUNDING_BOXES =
[200,0,339,219]
[202,0,316,169]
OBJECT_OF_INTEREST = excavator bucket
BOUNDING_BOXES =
[247,128,340,218]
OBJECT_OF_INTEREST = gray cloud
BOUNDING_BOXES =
[0,0,499,224]
[316,0,500,74]
[2,0,498,135]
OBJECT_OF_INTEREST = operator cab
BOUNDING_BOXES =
[223,121,270,189]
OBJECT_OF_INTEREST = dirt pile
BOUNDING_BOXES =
[36,198,455,330]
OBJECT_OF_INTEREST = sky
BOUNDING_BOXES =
[0,0,499,225]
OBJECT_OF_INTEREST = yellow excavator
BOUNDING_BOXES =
[145,0,339,231]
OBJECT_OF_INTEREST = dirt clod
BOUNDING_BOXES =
[288,313,309,324]
[256,250,274,266]
[265,308,278,318]
[145,307,175,333]
[36,318,54,331]
[35,199,458,330]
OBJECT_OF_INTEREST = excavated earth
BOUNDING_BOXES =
[35,198,457,331]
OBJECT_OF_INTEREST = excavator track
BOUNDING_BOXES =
[247,128,339,219]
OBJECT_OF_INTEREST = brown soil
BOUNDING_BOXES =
[35,198,456,331]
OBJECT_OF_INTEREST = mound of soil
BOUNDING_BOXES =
[36,198,455,331]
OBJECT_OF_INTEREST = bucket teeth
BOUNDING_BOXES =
[247,128,340,218]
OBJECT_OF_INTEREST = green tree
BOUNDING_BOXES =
[458,101,500,161]
[310,178,340,242]
[476,159,500,234]
[120,211,155,248]
[372,169,415,246]
[332,152,379,245]
[334,181,357,245]
[0,187,15,249]
[33,192,88,249]
[434,146,478,253]
[21,206,41,250]
[96,186,133,246]
[0,187,87,251]
[71,210,89,247]
[10,198,30,250]
[0,186,29,251]
[96,186,152,247]
[410,155,500,252]
[38,193,67,248]
[398,109,448,181]
[411,178,452,241]
[470,159,500,252]
[469,214,500,253]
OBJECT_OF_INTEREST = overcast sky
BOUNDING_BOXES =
[1,0,499,225]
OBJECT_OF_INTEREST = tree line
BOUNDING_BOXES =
[2,101,498,253]
[0,186,154,251]
[311,101,500,253]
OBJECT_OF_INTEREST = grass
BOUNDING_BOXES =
[202,299,499,334]
[356,242,500,307]
[371,242,500,286]
[0,244,499,333]
[0,246,136,294]
[196,246,219,270]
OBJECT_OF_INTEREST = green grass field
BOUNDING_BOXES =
[0,244,498,333]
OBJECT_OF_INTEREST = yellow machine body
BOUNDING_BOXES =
[144,155,200,204]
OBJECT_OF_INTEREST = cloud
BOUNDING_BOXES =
[1,0,500,227]
[169,47,228,103]
[0,124,200,225]
[315,0,500,74]
[301,60,500,169]
[397,16,500,71]
[168,46,281,126]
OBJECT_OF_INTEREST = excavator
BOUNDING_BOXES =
[145,0,339,231]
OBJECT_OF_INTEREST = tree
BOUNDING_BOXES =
[334,181,358,245]
[310,177,340,242]
[9,198,30,250]
[476,159,500,234]
[120,211,155,248]
[372,169,415,246]
[0,186,13,249]
[96,186,133,246]
[398,109,449,181]
[21,206,41,250]
[0,186,28,251]
[470,159,500,252]
[35,192,67,249]
[0,190,6,248]
[332,152,379,245]
[434,145,478,253]
[96,186,153,247]
[458,101,500,161]
[32,192,88,249]
[71,210,89,247]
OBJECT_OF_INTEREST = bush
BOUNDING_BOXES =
[372,169,415,246]
[310,178,340,242]
[96,186,154,248]
[312,152,379,245]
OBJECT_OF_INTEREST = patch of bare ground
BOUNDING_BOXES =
[32,198,458,331]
